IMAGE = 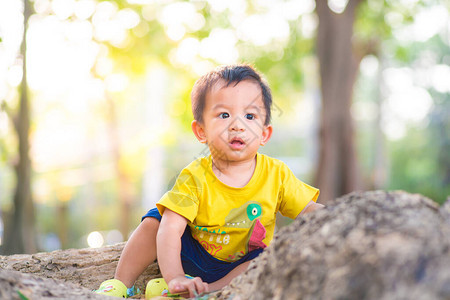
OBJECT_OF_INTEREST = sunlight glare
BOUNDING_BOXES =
[431,64,450,93]
[207,0,246,14]
[238,14,289,46]
[93,1,118,19]
[51,0,75,20]
[397,0,419,8]
[34,0,51,14]
[66,20,93,43]
[192,61,215,77]
[87,231,104,248]
[32,109,90,168]
[144,66,170,142]
[301,14,318,39]
[92,0,130,46]
[385,87,433,123]
[384,12,404,29]
[381,67,434,140]
[360,55,379,77]
[327,0,349,14]
[381,118,406,141]
[117,8,140,29]
[74,0,96,20]
[6,64,23,87]
[166,25,185,41]
[105,73,129,93]
[127,0,165,4]
[383,67,413,91]
[186,13,205,32]
[95,56,114,78]
[159,2,204,41]
[0,0,23,98]
[200,29,238,64]
[394,5,448,42]
[175,38,200,65]
[27,15,99,94]
[280,0,315,20]
[412,5,448,42]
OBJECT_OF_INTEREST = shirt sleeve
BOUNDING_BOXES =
[278,164,320,219]
[156,169,201,223]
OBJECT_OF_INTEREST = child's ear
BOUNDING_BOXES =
[260,124,273,146]
[192,120,207,143]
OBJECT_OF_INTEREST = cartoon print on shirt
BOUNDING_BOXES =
[224,201,262,228]
[192,201,267,260]
[223,201,267,253]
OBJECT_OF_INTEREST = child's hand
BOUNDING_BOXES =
[168,275,209,298]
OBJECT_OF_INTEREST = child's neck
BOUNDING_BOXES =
[212,156,257,188]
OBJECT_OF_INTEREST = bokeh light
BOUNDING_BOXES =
[87,231,104,248]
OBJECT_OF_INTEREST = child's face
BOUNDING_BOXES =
[192,80,272,165]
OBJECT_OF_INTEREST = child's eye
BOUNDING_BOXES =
[245,113,255,120]
[219,112,230,119]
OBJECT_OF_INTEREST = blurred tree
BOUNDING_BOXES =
[313,0,421,202]
[1,0,37,254]
[314,0,367,203]
[106,93,133,239]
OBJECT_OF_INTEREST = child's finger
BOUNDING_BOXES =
[168,279,188,295]
[172,283,184,293]
[175,280,195,298]
[192,277,208,295]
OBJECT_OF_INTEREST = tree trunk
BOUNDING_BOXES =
[1,0,36,255]
[57,202,69,249]
[314,0,364,203]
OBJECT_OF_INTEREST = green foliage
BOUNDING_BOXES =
[388,125,450,204]
[1,0,448,253]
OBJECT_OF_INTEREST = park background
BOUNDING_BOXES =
[0,0,449,255]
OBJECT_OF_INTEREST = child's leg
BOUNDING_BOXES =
[208,260,251,291]
[114,217,160,288]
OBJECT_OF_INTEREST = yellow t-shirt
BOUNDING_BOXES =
[156,153,319,262]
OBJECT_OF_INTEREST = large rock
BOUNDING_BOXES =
[0,269,107,300]
[0,242,161,299]
[219,191,450,300]
[1,191,449,299]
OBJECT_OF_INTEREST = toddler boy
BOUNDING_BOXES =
[96,64,322,298]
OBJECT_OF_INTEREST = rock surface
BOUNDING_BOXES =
[0,242,161,299]
[1,191,449,299]
[218,191,450,300]
[0,269,107,300]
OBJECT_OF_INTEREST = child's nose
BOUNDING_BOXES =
[230,118,245,131]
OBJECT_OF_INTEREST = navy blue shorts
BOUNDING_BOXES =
[142,208,263,283]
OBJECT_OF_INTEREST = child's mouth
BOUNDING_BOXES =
[229,137,245,150]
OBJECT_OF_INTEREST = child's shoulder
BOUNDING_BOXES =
[179,155,211,178]
[258,153,288,169]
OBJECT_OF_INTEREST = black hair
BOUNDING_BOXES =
[191,64,272,125]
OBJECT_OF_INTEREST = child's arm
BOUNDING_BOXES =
[296,200,325,219]
[156,209,209,298]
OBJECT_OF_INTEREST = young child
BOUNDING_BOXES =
[96,64,323,298]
